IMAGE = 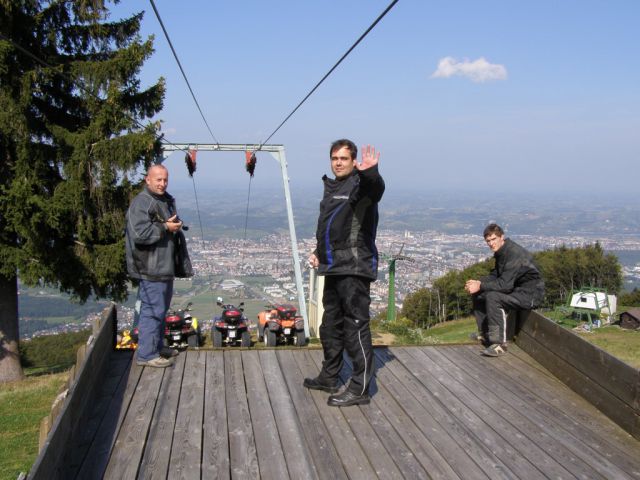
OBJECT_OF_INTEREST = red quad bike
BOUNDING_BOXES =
[257,303,306,347]
[131,302,202,349]
[164,302,202,349]
[211,297,251,347]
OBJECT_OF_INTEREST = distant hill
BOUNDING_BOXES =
[172,186,640,238]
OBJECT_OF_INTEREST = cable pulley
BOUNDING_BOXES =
[245,151,257,177]
[185,149,197,176]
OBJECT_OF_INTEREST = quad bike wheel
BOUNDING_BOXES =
[212,329,223,348]
[257,326,264,343]
[295,330,306,347]
[265,329,277,347]
[241,330,251,347]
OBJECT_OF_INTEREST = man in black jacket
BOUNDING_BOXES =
[304,139,385,406]
[125,164,183,368]
[465,223,545,357]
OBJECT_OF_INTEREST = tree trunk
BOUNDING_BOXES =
[0,273,24,382]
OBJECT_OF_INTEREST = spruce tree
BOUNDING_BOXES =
[0,1,165,381]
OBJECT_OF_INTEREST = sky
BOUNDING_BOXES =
[110,1,640,197]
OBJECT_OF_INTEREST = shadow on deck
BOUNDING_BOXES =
[46,344,640,479]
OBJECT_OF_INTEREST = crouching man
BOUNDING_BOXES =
[464,223,545,357]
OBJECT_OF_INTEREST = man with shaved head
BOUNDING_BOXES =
[125,164,184,368]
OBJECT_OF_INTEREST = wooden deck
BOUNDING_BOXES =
[59,345,640,479]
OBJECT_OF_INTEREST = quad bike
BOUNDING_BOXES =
[164,302,202,348]
[257,303,306,347]
[211,298,251,347]
[131,301,202,349]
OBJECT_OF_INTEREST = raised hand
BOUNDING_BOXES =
[356,144,380,171]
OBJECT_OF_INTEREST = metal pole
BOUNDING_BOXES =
[271,147,310,339]
[387,259,396,322]
[160,143,310,339]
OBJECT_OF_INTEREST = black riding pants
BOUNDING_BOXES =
[318,275,374,395]
[473,290,533,345]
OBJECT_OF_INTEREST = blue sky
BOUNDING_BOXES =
[111,1,639,195]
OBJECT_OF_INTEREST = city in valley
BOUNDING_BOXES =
[187,229,640,315]
[18,189,640,338]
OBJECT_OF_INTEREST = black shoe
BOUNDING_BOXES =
[303,377,339,393]
[481,343,508,357]
[160,346,179,358]
[327,390,370,407]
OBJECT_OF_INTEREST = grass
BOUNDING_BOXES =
[546,306,640,369]
[372,316,477,345]
[573,325,640,369]
[0,372,68,480]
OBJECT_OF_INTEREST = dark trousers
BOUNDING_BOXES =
[473,291,531,345]
[319,275,374,395]
[137,279,173,361]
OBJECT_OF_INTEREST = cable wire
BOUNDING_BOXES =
[257,0,400,150]
[149,0,220,146]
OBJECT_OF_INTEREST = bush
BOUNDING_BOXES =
[20,330,91,371]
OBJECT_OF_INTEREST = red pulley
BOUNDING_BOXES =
[245,151,257,177]
[185,149,197,176]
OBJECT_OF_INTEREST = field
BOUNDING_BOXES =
[0,373,68,480]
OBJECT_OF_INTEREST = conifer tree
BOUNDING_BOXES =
[0,1,165,381]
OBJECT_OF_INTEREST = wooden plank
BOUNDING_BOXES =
[340,349,462,479]
[202,350,230,480]
[75,356,143,479]
[372,348,495,480]
[517,328,640,440]
[329,350,430,480]
[241,350,290,479]
[138,352,187,480]
[225,350,260,479]
[418,345,578,479]
[518,311,639,409]
[438,345,613,480]
[308,350,405,480]
[167,350,206,479]
[103,360,166,479]
[508,343,640,454]
[258,350,317,480]
[293,350,376,480]
[397,346,548,480]
[379,347,517,479]
[276,349,348,480]
[466,344,640,479]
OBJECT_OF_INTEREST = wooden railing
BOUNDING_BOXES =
[515,310,640,440]
[28,304,117,479]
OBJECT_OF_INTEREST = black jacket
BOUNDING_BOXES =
[315,165,385,281]
[125,187,177,281]
[481,238,545,306]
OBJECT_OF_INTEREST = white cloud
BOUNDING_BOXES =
[431,56,507,83]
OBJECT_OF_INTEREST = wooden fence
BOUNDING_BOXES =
[28,304,117,479]
[515,310,640,440]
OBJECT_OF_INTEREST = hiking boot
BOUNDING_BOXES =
[137,356,174,368]
[481,343,508,357]
[303,377,339,394]
[160,347,179,358]
[327,390,371,407]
